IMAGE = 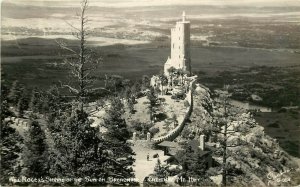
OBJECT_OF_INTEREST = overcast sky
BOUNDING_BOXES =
[4,0,300,7]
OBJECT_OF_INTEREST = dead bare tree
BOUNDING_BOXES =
[57,0,106,112]
[219,90,232,186]
[213,87,243,186]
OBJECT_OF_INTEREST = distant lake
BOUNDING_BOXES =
[229,99,272,112]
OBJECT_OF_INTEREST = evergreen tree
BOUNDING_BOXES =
[131,81,141,96]
[41,86,67,124]
[150,159,168,186]
[28,88,40,113]
[123,88,135,114]
[177,144,205,176]
[0,80,23,184]
[147,87,157,121]
[0,121,23,184]
[49,109,106,184]
[175,144,211,186]
[142,75,150,90]
[23,121,49,178]
[154,159,167,179]
[7,80,22,106]
[103,98,136,182]
[177,68,189,85]
[159,74,168,95]
[212,87,242,186]
[16,95,28,118]
[1,84,13,121]
[104,97,130,141]
[167,67,176,88]
[128,98,135,114]
[46,0,135,185]
[122,79,131,89]
[49,108,137,185]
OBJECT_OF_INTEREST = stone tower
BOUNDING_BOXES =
[164,11,191,76]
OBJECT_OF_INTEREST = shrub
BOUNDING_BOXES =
[149,127,159,135]
[173,79,179,85]
[206,167,220,176]
[184,100,190,107]
[181,128,193,139]
[159,98,166,102]
[136,91,144,98]
[153,113,168,121]
[171,92,186,100]
[131,121,143,132]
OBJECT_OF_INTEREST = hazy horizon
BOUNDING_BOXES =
[3,0,300,7]
[2,0,300,47]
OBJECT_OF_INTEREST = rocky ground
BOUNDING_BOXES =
[83,82,299,185]
[177,84,299,186]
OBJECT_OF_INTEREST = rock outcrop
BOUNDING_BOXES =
[177,84,298,186]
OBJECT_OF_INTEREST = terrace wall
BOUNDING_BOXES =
[152,78,196,144]
[4,116,29,126]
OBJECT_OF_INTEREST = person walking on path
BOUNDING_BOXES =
[147,153,150,161]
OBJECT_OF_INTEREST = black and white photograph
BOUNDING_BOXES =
[1,0,300,186]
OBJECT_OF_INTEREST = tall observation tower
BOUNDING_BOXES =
[164,11,191,76]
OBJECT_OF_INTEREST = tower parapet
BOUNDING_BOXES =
[164,12,191,76]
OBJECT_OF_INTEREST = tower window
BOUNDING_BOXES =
[173,43,174,48]
[179,46,180,49]
[179,37,180,40]
[179,55,180,59]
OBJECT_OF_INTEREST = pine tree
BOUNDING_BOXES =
[28,88,40,113]
[147,87,157,122]
[0,121,23,184]
[41,86,67,124]
[167,66,176,88]
[23,121,49,178]
[150,159,167,185]
[49,109,106,183]
[142,75,150,90]
[58,0,103,112]
[1,85,13,121]
[154,159,167,179]
[16,95,28,118]
[212,87,242,186]
[7,80,22,106]
[104,97,130,141]
[159,74,168,95]
[103,98,136,183]
[177,145,206,177]
[46,0,135,184]
[0,79,23,184]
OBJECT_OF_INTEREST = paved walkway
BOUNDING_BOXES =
[131,144,169,184]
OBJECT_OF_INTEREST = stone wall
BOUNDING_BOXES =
[3,116,30,129]
[152,78,196,144]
